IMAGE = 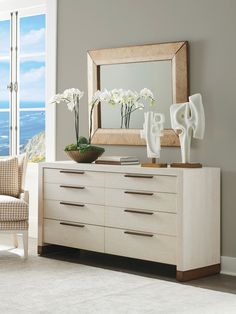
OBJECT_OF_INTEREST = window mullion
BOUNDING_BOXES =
[7,13,13,155]
[8,12,13,155]
[15,10,19,155]
[10,10,18,156]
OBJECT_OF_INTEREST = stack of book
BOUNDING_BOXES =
[95,156,140,165]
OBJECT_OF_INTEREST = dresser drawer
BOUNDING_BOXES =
[105,172,177,193]
[44,219,104,252]
[44,183,104,205]
[105,227,176,265]
[44,168,105,187]
[105,206,177,236]
[105,188,177,213]
[44,200,104,226]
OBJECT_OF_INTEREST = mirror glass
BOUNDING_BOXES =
[100,60,172,129]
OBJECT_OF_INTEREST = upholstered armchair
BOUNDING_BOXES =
[0,154,29,258]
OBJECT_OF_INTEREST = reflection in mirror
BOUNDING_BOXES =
[100,60,172,129]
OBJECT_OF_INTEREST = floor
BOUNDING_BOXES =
[48,250,236,295]
[1,235,236,314]
[2,235,236,295]
[38,242,236,295]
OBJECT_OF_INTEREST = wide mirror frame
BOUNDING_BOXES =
[87,41,188,146]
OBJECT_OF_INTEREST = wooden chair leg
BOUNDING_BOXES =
[22,231,28,259]
[13,234,18,248]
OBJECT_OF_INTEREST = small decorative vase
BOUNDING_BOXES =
[65,147,104,163]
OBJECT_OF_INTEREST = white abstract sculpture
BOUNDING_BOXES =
[170,93,205,164]
[140,111,165,160]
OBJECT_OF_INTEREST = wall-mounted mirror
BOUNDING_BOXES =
[87,41,188,146]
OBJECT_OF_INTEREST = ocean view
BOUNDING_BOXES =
[0,101,45,156]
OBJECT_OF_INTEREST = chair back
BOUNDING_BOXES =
[17,153,28,193]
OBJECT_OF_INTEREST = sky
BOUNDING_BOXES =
[0,14,45,104]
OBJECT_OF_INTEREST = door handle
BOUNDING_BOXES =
[7,83,13,92]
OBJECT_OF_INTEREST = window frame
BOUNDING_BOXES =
[0,0,57,161]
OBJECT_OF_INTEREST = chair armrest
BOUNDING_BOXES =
[19,190,29,204]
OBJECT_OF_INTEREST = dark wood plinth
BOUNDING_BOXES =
[171,162,202,168]
[176,264,221,282]
[38,245,58,255]
[38,245,78,255]
[141,163,168,168]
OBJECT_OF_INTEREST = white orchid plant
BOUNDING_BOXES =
[90,88,155,129]
[50,87,155,152]
[50,88,84,147]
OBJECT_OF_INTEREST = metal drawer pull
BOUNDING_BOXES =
[60,201,85,207]
[60,170,84,174]
[60,185,85,189]
[124,231,154,237]
[124,191,153,196]
[124,209,154,215]
[60,222,85,228]
[124,174,153,179]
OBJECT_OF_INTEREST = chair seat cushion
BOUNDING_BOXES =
[0,220,28,230]
[0,195,28,221]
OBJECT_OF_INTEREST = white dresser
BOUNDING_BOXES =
[38,162,221,281]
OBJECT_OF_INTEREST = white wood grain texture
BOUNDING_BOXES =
[38,164,44,246]
[44,200,105,226]
[43,183,104,205]
[105,188,177,212]
[178,168,221,271]
[39,162,185,176]
[105,227,176,265]
[176,171,184,270]
[105,172,177,193]
[44,219,104,253]
[38,163,221,273]
[105,206,177,235]
[44,168,105,187]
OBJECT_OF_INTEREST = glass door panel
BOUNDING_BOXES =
[19,14,45,55]
[19,110,45,161]
[19,58,45,108]
[0,18,11,155]
[0,61,10,109]
[0,19,10,108]
[18,13,46,161]
[0,19,10,56]
[0,111,10,156]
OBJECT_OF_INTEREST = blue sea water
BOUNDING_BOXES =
[0,101,45,156]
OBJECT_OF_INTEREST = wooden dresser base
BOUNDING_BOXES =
[38,245,78,255]
[176,264,221,282]
[39,245,220,282]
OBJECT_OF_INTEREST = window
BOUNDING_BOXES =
[0,7,46,161]
[0,18,10,156]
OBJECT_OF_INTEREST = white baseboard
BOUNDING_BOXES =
[221,256,236,276]
[29,217,38,239]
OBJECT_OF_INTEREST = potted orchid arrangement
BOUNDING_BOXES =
[50,88,104,163]
[96,88,155,128]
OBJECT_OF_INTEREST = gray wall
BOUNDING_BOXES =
[56,0,236,258]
